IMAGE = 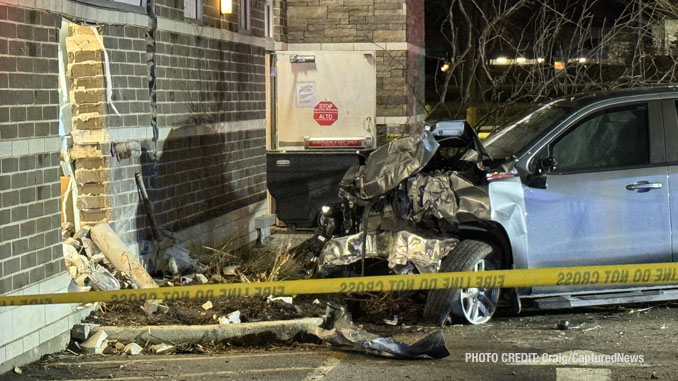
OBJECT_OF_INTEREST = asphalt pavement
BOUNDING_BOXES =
[6,302,675,381]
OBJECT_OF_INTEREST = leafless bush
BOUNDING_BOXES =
[430,0,678,126]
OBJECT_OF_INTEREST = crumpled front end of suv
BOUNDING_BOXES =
[310,124,514,277]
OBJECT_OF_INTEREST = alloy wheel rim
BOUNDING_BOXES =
[460,259,500,324]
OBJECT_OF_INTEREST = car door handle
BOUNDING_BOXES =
[626,181,663,192]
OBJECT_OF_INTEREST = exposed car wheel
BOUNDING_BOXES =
[423,240,501,325]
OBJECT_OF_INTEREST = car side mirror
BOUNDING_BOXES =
[525,156,556,189]
[535,156,557,173]
[525,173,547,189]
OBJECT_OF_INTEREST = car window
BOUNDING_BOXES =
[551,105,649,173]
[476,100,573,160]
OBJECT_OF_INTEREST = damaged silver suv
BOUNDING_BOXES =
[313,87,678,325]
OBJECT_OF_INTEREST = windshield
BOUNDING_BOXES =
[466,100,573,161]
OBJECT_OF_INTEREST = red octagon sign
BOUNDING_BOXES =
[313,101,338,126]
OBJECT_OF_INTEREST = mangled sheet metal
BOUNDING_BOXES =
[307,325,450,359]
[317,232,392,274]
[388,231,458,274]
[407,171,490,225]
[340,130,439,202]
[450,172,490,221]
[318,230,458,275]
[309,303,449,359]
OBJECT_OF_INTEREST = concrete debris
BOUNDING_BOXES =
[62,222,75,239]
[267,295,294,304]
[91,223,158,289]
[13,367,22,374]
[195,273,208,284]
[114,342,125,351]
[95,318,325,345]
[150,343,175,354]
[201,301,213,311]
[64,237,83,251]
[218,311,241,325]
[124,343,143,355]
[72,323,98,342]
[162,245,195,275]
[384,316,399,326]
[142,300,169,315]
[313,299,321,304]
[223,265,239,276]
[81,330,108,354]
[180,275,193,284]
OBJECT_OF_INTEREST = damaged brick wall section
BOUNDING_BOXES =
[0,5,63,295]
[66,25,112,225]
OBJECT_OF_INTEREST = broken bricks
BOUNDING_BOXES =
[142,300,170,315]
[80,330,108,355]
[124,343,143,355]
[150,343,175,354]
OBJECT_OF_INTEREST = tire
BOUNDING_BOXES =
[423,240,501,325]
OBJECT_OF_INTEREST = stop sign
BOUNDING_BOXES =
[313,101,338,126]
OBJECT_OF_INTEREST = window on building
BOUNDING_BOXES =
[241,0,251,31]
[84,0,147,12]
[112,0,145,6]
[184,0,201,20]
[264,0,273,37]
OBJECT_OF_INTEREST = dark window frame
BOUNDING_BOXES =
[72,0,148,15]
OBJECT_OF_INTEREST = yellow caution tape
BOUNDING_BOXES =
[3,262,678,306]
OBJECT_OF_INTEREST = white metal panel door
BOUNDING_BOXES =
[275,51,377,150]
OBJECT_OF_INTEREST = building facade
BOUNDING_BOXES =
[0,0,424,371]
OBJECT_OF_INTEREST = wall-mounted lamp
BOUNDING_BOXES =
[221,0,233,14]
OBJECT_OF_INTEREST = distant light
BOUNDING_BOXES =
[554,61,565,71]
[537,57,545,63]
[440,62,450,72]
[221,0,232,14]
[516,57,527,64]
[578,57,588,64]
[496,56,509,65]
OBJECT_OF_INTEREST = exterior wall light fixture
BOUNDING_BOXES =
[221,0,233,14]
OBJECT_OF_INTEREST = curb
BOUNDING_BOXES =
[92,317,325,345]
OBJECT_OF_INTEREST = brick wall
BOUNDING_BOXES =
[154,32,266,126]
[274,0,288,42]
[0,4,63,295]
[144,27,268,241]
[376,50,406,117]
[286,0,407,44]
[140,128,266,235]
[0,3,94,371]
